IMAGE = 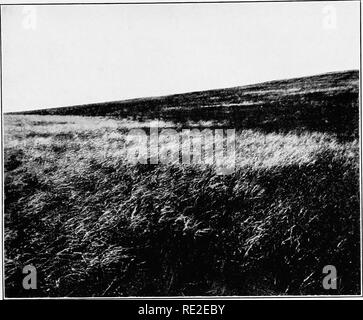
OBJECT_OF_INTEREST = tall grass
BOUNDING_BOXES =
[4,115,360,296]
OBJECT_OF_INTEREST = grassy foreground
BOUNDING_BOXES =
[4,114,360,296]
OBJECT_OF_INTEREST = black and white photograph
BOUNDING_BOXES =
[0,0,362,299]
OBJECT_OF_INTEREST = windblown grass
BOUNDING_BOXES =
[4,114,360,296]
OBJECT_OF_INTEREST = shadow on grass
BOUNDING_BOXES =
[4,148,360,297]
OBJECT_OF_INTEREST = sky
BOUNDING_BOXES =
[1,1,360,112]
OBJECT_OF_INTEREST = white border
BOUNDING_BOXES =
[0,0,362,301]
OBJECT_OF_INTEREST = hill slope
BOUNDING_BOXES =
[18,70,359,138]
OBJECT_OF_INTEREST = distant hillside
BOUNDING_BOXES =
[17,70,359,138]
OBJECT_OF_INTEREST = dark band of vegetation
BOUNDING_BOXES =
[14,70,359,140]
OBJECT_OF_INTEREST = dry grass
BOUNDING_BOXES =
[4,114,360,296]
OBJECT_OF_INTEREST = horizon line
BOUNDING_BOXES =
[5,68,359,114]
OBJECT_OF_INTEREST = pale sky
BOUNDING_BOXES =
[1,1,360,112]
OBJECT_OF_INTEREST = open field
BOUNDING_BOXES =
[4,70,361,296]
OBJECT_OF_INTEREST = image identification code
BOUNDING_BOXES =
[138,304,225,317]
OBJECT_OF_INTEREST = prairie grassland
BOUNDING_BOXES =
[4,114,360,296]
